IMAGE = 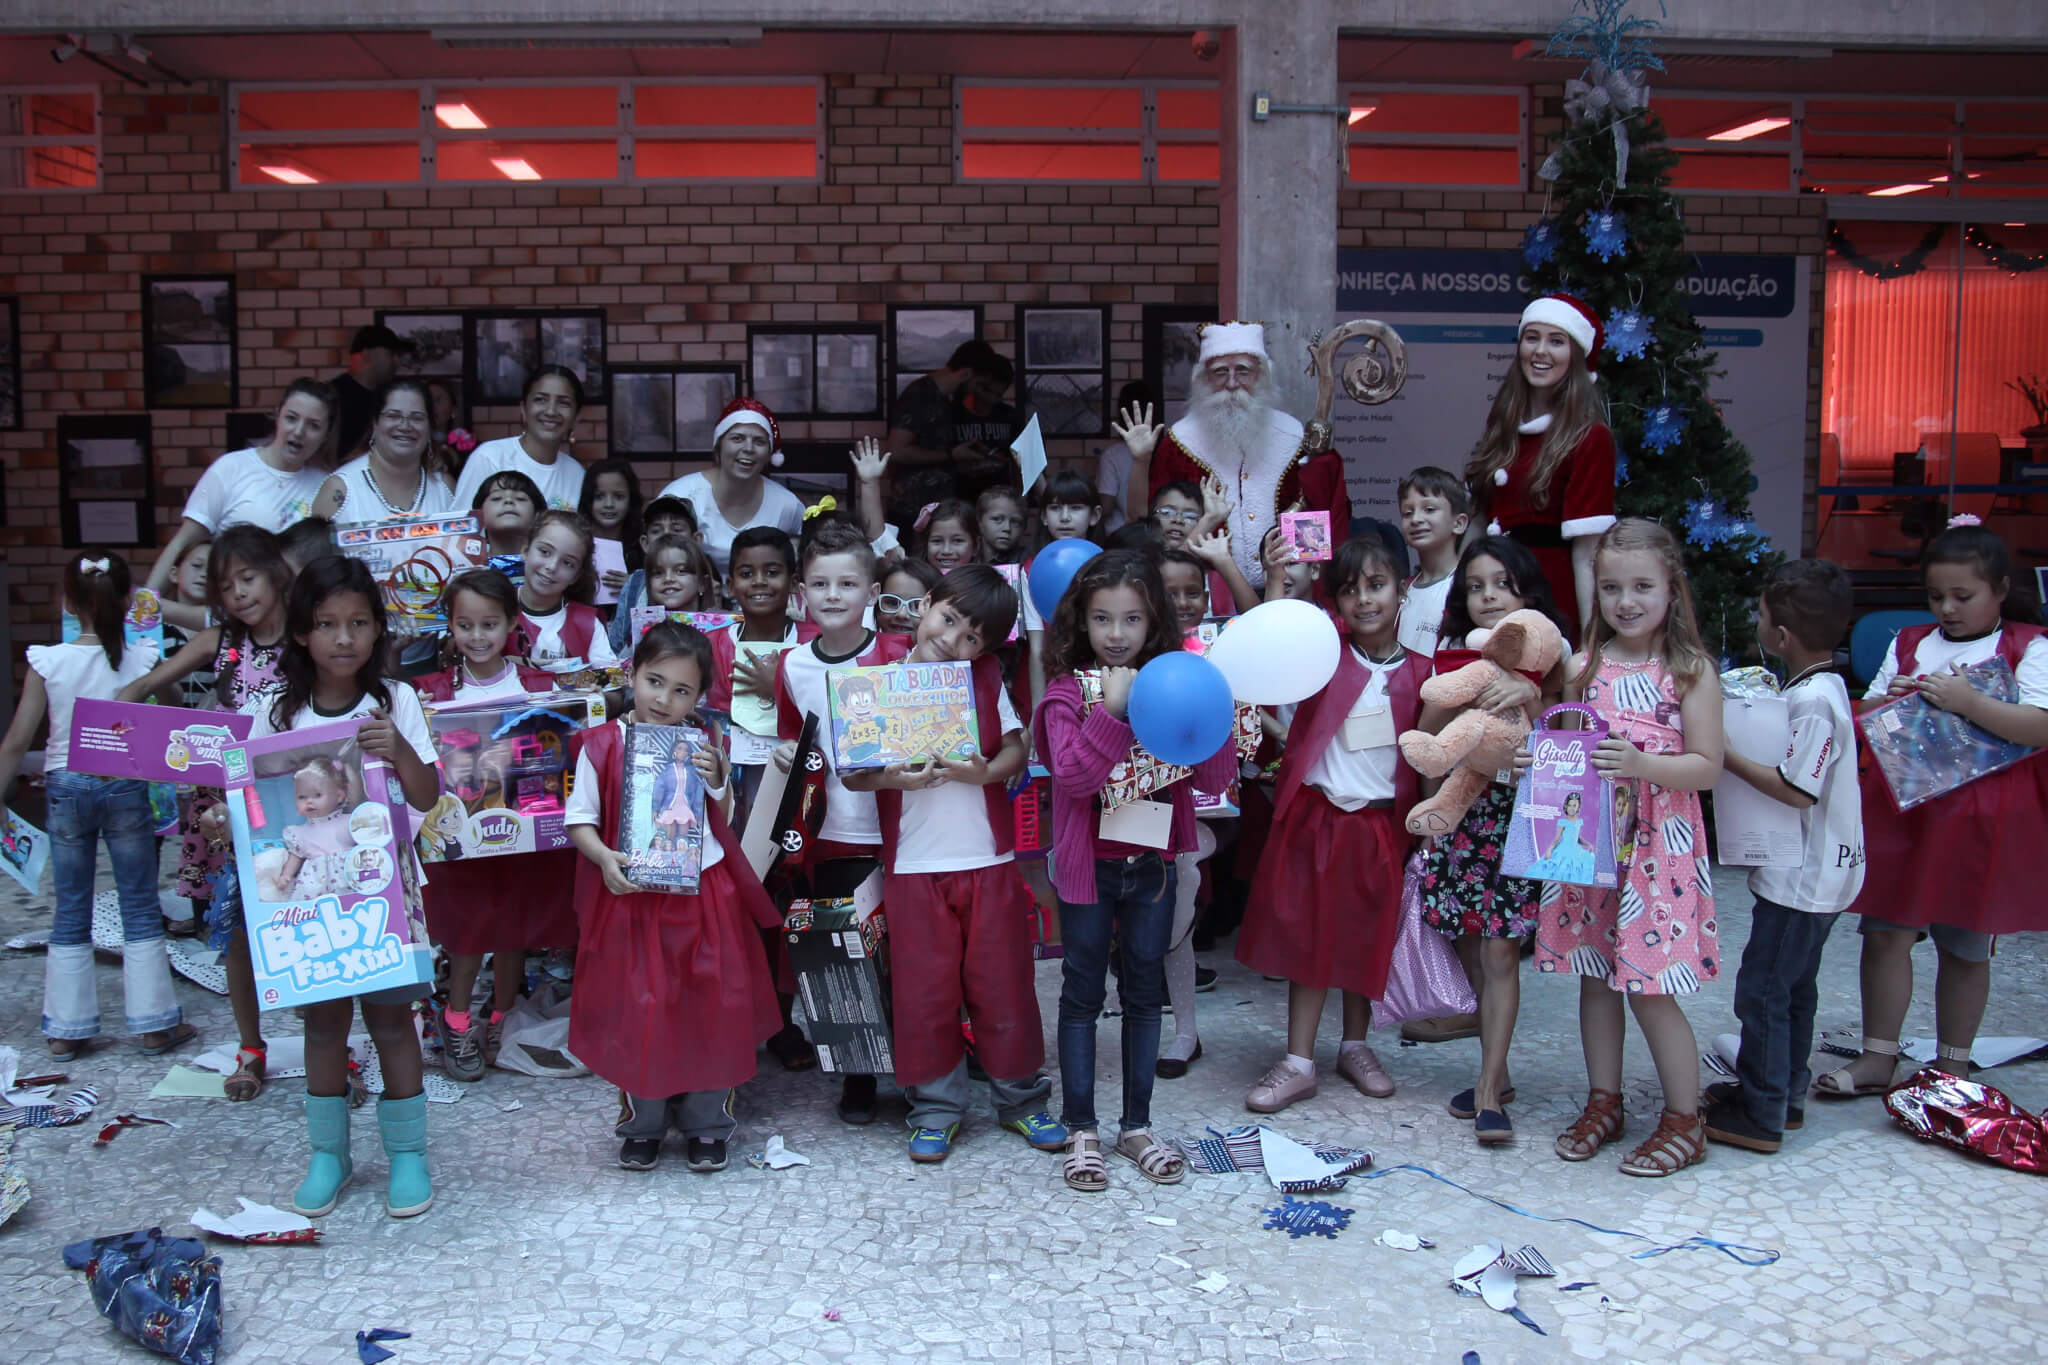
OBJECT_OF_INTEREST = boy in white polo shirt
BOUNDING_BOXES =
[1706,559,1865,1154]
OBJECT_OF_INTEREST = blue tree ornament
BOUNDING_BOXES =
[1614,448,1631,484]
[1642,403,1687,452]
[1261,1196,1355,1240]
[1522,219,1560,268]
[1605,307,1652,362]
[1682,497,1729,547]
[1584,209,1629,262]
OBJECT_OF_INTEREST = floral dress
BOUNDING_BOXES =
[175,636,283,942]
[1419,780,1542,939]
[1534,657,1717,994]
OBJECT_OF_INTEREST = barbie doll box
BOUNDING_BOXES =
[615,721,710,893]
[419,691,606,862]
[1858,656,2038,811]
[824,660,979,774]
[67,699,255,785]
[1500,703,1619,889]
[219,720,432,1010]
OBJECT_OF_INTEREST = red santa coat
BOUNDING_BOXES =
[1147,411,1352,577]
[1485,421,1617,642]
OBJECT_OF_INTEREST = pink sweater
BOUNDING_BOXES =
[1032,672,1239,904]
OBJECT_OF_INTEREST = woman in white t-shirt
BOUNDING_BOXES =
[310,378,460,525]
[452,365,589,514]
[146,378,339,621]
[0,554,186,1057]
[659,397,805,577]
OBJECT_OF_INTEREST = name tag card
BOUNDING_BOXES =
[1099,798,1173,849]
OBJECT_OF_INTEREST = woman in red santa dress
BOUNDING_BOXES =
[1465,295,1616,644]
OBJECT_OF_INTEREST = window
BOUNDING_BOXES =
[956,81,1212,184]
[1345,87,1526,189]
[1659,93,1797,193]
[231,80,822,187]
[0,88,99,191]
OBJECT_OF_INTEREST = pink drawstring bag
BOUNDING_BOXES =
[1373,848,1478,1026]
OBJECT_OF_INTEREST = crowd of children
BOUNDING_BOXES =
[9,355,2045,1214]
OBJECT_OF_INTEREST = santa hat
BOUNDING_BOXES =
[712,396,785,468]
[1196,321,1271,368]
[1519,295,1603,371]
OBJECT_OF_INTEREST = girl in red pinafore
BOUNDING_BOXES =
[513,509,618,668]
[1817,523,2048,1099]
[1466,294,1617,644]
[1237,525,1432,1115]
[566,621,782,1175]
[413,568,581,1081]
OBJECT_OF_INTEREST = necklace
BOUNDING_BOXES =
[1360,643,1405,665]
[365,458,425,515]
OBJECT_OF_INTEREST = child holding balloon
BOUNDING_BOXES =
[1032,549,1238,1192]
[1236,524,1430,1114]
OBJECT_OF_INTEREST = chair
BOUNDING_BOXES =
[1920,433,2003,524]
[1848,610,1936,690]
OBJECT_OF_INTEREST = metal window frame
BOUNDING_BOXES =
[1343,84,1530,191]
[0,85,102,194]
[229,76,824,189]
[954,78,1214,186]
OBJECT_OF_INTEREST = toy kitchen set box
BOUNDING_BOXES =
[418,691,607,862]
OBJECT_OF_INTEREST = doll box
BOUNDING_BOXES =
[784,871,893,1074]
[824,660,978,774]
[1499,704,1620,889]
[1858,656,2039,811]
[68,700,255,787]
[615,721,709,893]
[219,719,433,1010]
[334,511,490,637]
[419,691,606,862]
[627,607,744,649]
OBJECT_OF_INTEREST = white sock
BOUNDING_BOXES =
[1339,1039,1371,1056]
[1284,1052,1314,1076]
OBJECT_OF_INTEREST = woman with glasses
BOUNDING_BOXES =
[311,378,461,523]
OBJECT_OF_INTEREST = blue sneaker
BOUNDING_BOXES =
[1002,1111,1070,1151]
[908,1122,960,1164]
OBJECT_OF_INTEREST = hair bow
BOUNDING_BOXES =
[804,495,837,522]
[913,502,939,532]
[1948,513,1983,529]
[1486,519,1504,537]
[78,556,112,574]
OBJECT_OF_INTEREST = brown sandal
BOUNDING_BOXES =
[1619,1107,1707,1177]
[224,1047,267,1102]
[1554,1088,1624,1161]
[1063,1129,1108,1192]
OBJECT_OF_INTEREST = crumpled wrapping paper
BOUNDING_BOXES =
[1885,1067,2048,1174]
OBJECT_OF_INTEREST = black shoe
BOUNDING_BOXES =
[1194,966,1218,993]
[685,1137,729,1172]
[1702,1098,1782,1153]
[766,1022,817,1072]
[1191,929,1218,954]
[1155,1041,1203,1080]
[1704,1079,1803,1132]
[1447,1085,1516,1121]
[838,1073,879,1125]
[617,1138,661,1171]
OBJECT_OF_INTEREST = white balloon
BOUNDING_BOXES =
[1203,598,1341,705]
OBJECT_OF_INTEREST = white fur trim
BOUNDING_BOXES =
[1491,468,1509,487]
[1520,298,1596,358]
[1486,519,1504,535]
[1518,414,1553,435]
[712,408,774,446]
[1561,514,1617,540]
[1196,321,1270,367]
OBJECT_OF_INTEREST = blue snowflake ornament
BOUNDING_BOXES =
[1584,209,1629,262]
[1261,1196,1355,1240]
[1605,307,1652,362]
[1642,403,1687,452]
[1614,447,1631,484]
[1522,219,1560,269]
[1682,498,1730,547]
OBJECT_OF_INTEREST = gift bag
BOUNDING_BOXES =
[1499,703,1619,889]
[1373,849,1478,1027]
[62,1228,223,1365]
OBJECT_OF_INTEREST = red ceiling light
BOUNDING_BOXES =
[259,164,318,184]
[1707,116,1791,142]
[491,156,541,180]
[436,102,488,130]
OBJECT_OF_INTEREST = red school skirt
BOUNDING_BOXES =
[1236,789,1406,997]
[421,849,580,957]
[883,863,1043,1088]
[1847,747,2048,936]
[568,856,782,1098]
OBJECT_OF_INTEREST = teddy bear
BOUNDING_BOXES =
[1397,608,1565,836]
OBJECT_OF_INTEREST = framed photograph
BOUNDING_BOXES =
[142,275,238,409]
[1022,308,1105,372]
[225,410,274,453]
[1018,306,1109,437]
[539,313,606,396]
[609,363,742,458]
[747,325,884,421]
[375,311,466,377]
[890,305,980,394]
[1143,304,1213,425]
[57,413,154,549]
[0,295,19,431]
[469,310,607,408]
[749,330,812,416]
[1023,372,1108,438]
[816,329,883,419]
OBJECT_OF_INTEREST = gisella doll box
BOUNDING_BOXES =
[220,720,433,1010]
[418,690,606,862]
[67,699,254,786]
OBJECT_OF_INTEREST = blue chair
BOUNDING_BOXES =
[1848,610,1935,689]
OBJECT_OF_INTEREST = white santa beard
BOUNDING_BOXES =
[1186,385,1293,583]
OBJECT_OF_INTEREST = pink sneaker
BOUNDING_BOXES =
[1246,1060,1317,1114]
[1337,1044,1395,1098]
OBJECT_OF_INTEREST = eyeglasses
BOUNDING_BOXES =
[878,594,926,617]
[1153,508,1201,527]
[379,410,428,429]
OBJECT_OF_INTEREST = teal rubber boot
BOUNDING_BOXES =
[291,1094,354,1216]
[377,1093,434,1218]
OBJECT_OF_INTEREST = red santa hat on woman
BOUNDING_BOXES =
[710,396,785,467]
[1195,321,1272,369]
[1519,294,1603,372]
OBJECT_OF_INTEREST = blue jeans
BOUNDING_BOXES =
[1732,895,1838,1133]
[1057,852,1177,1132]
[43,770,182,1038]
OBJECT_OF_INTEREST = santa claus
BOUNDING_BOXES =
[1121,321,1352,587]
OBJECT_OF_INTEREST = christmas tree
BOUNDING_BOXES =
[1525,0,1777,661]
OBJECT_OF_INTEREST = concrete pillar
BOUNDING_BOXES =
[1218,0,1342,417]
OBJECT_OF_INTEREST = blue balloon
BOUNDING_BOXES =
[1028,537,1103,620]
[1128,652,1236,768]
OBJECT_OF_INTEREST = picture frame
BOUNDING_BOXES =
[608,362,742,458]
[0,294,19,431]
[141,275,238,409]
[225,409,274,454]
[468,309,606,409]
[746,324,885,421]
[1019,306,1110,437]
[1143,304,1214,426]
[57,413,154,549]
[374,311,466,377]
[889,304,981,398]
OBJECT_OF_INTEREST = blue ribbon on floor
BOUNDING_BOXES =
[1355,1163,1781,1266]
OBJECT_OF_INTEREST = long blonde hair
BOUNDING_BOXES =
[1574,518,1713,695]
[1466,334,1607,508]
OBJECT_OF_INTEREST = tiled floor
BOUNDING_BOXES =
[3,854,2044,1364]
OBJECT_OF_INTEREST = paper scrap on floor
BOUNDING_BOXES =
[192,1197,320,1244]
[151,1066,229,1099]
[748,1135,811,1170]
[0,1045,57,1104]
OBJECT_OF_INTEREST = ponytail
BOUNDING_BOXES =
[65,553,132,669]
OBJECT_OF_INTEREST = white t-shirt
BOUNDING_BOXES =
[326,455,461,524]
[453,436,586,513]
[241,685,441,821]
[781,636,880,846]
[1751,671,1865,915]
[1019,564,1043,634]
[29,639,162,773]
[519,603,619,668]
[565,741,726,876]
[1096,441,1133,532]
[659,470,806,578]
[422,663,531,706]
[893,684,1022,874]
[1866,628,2048,707]
[182,447,329,534]
[1288,651,1401,810]
[1399,574,1454,658]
